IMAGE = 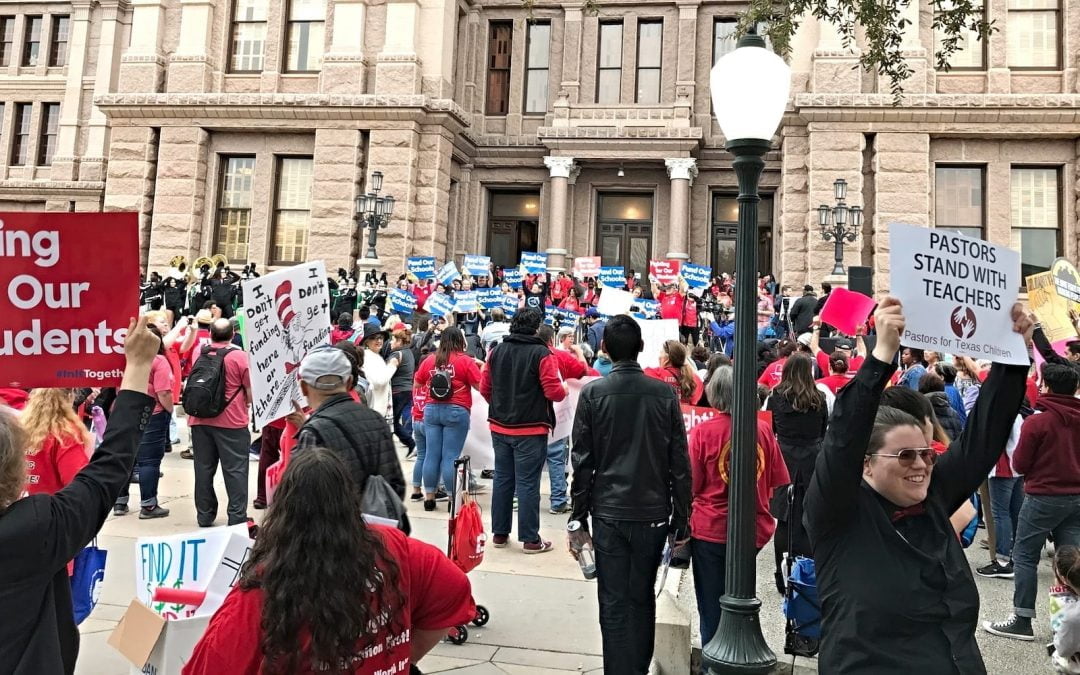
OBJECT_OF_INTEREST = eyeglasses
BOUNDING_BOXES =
[869,447,937,467]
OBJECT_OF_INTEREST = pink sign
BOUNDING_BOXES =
[820,287,877,336]
[573,256,601,280]
[649,260,682,285]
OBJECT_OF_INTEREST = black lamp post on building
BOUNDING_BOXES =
[355,170,396,260]
[704,32,790,674]
[818,178,863,276]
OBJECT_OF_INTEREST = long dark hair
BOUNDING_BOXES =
[773,352,825,412]
[435,325,466,368]
[239,448,404,673]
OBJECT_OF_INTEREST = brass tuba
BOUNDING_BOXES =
[211,253,229,269]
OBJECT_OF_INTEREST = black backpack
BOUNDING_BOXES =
[183,345,240,418]
[429,365,454,401]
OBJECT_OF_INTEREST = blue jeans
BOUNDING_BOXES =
[547,437,569,509]
[1012,494,1080,617]
[422,403,470,497]
[491,432,547,543]
[989,476,1024,562]
[116,410,170,508]
[392,390,415,450]
[691,538,727,646]
[412,423,427,490]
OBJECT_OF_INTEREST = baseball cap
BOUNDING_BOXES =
[584,308,600,319]
[299,346,352,390]
[834,339,853,350]
[195,309,214,324]
[797,332,813,347]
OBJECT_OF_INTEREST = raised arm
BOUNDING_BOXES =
[1031,322,1071,368]
[804,299,901,542]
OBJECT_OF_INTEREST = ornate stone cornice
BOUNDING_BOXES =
[0,179,105,192]
[792,93,1080,124]
[121,53,167,65]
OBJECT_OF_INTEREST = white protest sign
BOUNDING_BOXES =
[636,318,680,369]
[889,223,1026,365]
[596,287,634,316]
[242,262,333,429]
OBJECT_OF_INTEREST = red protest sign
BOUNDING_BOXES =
[572,256,601,280]
[649,259,681,285]
[820,286,877,336]
[0,212,140,387]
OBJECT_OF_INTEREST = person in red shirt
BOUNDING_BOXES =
[816,352,854,394]
[644,340,703,404]
[549,272,572,303]
[758,340,797,389]
[149,311,196,450]
[179,309,215,379]
[689,364,790,645]
[183,447,475,675]
[414,326,482,512]
[809,321,865,377]
[558,287,583,314]
[22,389,92,499]
[654,282,685,322]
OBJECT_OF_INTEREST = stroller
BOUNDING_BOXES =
[781,485,821,658]
[445,455,490,645]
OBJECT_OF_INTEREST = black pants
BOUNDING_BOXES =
[679,325,700,346]
[592,517,668,675]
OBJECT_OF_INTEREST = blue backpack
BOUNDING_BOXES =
[783,556,821,641]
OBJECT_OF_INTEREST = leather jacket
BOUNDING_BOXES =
[570,361,691,535]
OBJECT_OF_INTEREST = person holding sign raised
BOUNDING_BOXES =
[804,297,1032,674]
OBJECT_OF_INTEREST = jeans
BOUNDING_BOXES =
[191,425,251,526]
[392,390,415,450]
[491,432,547,543]
[592,517,669,675]
[989,476,1024,562]
[546,437,569,509]
[255,425,283,504]
[116,410,170,508]
[691,538,727,645]
[422,403,470,497]
[1012,493,1080,617]
[412,423,427,490]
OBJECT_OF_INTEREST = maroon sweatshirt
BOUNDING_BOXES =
[1013,394,1080,495]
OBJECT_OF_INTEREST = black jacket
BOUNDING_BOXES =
[805,355,1027,674]
[928,391,965,443]
[296,394,406,500]
[0,390,152,675]
[788,293,818,335]
[570,361,691,534]
[485,334,557,430]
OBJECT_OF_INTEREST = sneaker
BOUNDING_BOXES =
[253,499,267,510]
[979,538,989,550]
[410,493,424,502]
[982,615,1034,641]
[248,451,260,462]
[549,503,571,514]
[181,448,194,460]
[481,470,495,480]
[492,535,509,548]
[434,489,449,502]
[523,539,554,554]
[139,505,170,519]
[976,560,1014,579]
[468,483,489,494]
[113,504,129,516]
[424,499,436,512]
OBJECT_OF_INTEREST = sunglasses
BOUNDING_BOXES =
[869,447,937,467]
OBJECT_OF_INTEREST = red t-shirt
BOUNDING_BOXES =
[688,414,790,547]
[643,365,704,405]
[816,373,854,395]
[182,526,475,675]
[413,283,433,310]
[552,348,588,381]
[330,327,356,344]
[757,358,786,389]
[165,342,183,400]
[657,292,683,321]
[25,431,89,496]
[181,328,213,377]
[815,351,864,378]
[559,296,581,314]
[147,354,174,415]
[414,351,482,411]
[412,382,428,422]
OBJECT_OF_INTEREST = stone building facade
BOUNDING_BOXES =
[1,0,1077,289]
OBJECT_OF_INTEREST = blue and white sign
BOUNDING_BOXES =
[555,308,579,329]
[389,288,416,315]
[681,262,712,289]
[407,256,437,280]
[633,299,660,319]
[544,305,558,326]
[436,261,461,286]
[599,266,625,289]
[478,287,503,309]
[503,268,524,288]
[521,251,548,274]
[501,295,519,316]
[453,290,479,313]
[463,255,491,277]
[425,293,456,317]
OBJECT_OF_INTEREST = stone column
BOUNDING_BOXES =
[877,0,927,94]
[147,127,210,268]
[665,158,697,261]
[461,9,482,114]
[119,0,167,93]
[50,0,94,181]
[808,130,865,284]
[811,15,861,93]
[986,0,1011,93]
[81,0,127,182]
[779,126,811,285]
[559,5,583,104]
[674,2,700,109]
[104,126,159,267]
[871,132,929,288]
[309,129,363,273]
[543,156,578,272]
[167,0,216,92]
[375,0,422,95]
[320,0,367,94]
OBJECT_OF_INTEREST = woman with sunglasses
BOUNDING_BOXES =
[804,297,1033,674]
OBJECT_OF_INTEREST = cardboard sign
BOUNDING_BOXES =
[599,266,625,289]
[463,254,491,277]
[453,290,479,313]
[389,288,416,316]
[889,223,1026,365]
[596,287,635,316]
[241,262,333,429]
[573,256,601,280]
[521,251,548,274]
[407,256,436,280]
[425,292,456,317]
[478,287,503,309]
[650,260,681,285]
[134,525,249,618]
[503,268,524,288]
[680,262,712,289]
[436,261,461,286]
[1027,272,1076,343]
[1052,258,1080,307]
[636,318,680,369]
[0,212,139,387]
[820,286,877,336]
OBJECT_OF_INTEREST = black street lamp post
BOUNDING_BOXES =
[705,31,790,674]
[818,178,863,276]
[355,170,396,260]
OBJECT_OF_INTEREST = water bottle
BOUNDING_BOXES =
[566,520,597,580]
